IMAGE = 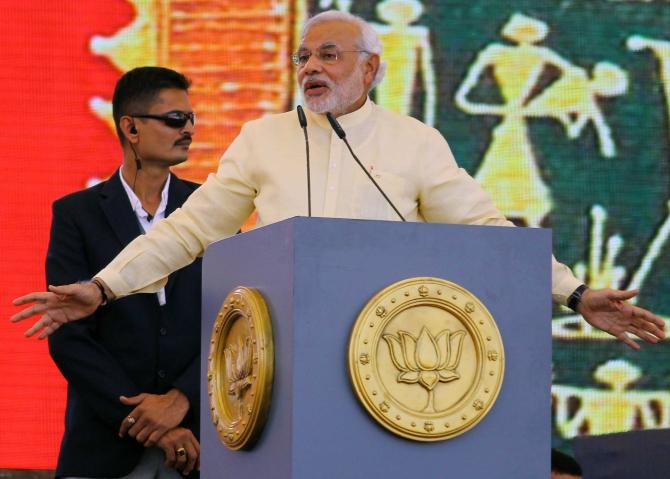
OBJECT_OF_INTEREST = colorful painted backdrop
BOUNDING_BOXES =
[1,0,669,469]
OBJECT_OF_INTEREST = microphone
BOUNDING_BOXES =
[297,104,307,128]
[297,106,311,217]
[327,112,346,139]
[325,112,406,222]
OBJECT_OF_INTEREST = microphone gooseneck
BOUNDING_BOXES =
[297,106,311,217]
[325,112,406,222]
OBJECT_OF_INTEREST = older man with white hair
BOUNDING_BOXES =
[12,11,665,349]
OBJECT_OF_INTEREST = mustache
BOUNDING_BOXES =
[301,75,334,89]
[174,133,192,146]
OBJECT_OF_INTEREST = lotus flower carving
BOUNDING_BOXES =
[224,335,253,400]
[383,327,466,411]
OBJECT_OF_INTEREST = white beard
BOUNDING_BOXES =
[301,66,365,116]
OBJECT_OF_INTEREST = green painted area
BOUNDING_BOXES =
[311,0,670,452]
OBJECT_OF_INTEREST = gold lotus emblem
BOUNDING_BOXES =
[349,277,505,442]
[208,287,274,450]
[384,328,466,411]
[225,336,253,399]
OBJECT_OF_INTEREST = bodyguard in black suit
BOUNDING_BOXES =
[46,67,201,477]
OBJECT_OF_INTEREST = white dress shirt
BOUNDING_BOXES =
[98,99,581,305]
[118,167,171,305]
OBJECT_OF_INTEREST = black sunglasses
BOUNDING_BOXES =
[131,111,196,128]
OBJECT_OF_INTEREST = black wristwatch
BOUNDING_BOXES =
[567,284,588,312]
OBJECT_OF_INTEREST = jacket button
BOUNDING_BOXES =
[158,370,166,379]
[159,327,167,336]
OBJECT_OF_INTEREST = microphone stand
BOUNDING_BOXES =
[297,106,311,217]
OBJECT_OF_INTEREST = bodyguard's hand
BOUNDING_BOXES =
[157,427,200,475]
[119,389,190,447]
[578,288,665,350]
[11,283,103,339]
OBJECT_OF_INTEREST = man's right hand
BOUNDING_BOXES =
[11,282,103,339]
[157,427,200,475]
[119,389,190,446]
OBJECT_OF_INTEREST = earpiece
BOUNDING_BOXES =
[129,124,137,134]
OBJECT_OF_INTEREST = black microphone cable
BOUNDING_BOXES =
[326,112,406,222]
[129,141,142,193]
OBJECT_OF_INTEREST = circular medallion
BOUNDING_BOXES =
[348,277,504,442]
[208,287,274,450]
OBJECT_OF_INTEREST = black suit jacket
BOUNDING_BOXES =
[47,170,201,478]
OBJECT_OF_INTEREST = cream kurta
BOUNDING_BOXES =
[97,99,581,305]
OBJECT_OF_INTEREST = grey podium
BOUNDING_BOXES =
[200,217,552,478]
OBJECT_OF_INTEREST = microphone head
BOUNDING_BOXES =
[326,112,346,139]
[296,105,307,128]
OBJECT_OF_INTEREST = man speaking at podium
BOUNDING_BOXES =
[12,12,664,354]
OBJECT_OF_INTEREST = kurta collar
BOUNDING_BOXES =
[306,96,374,132]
